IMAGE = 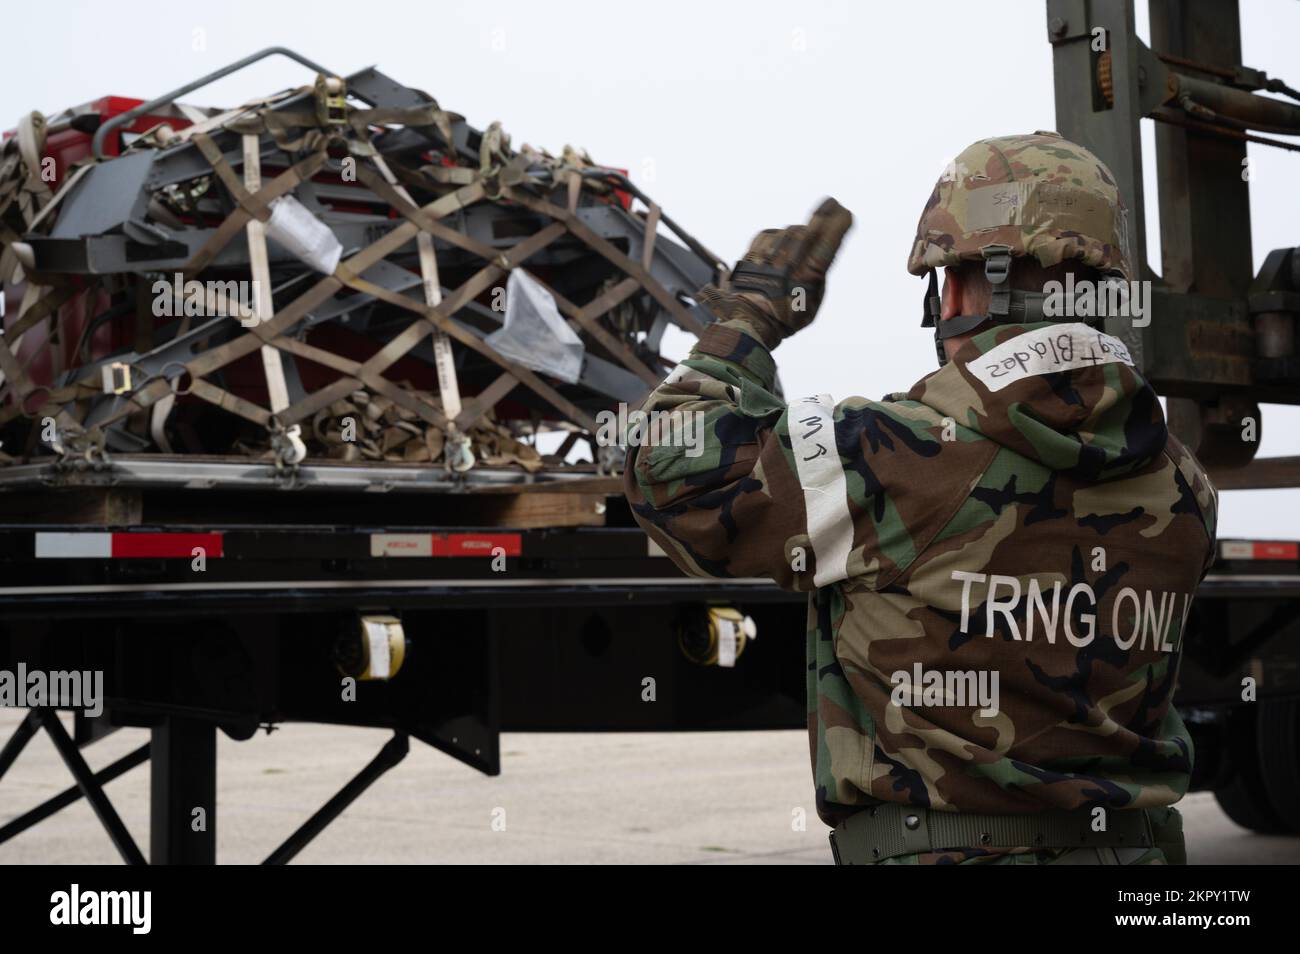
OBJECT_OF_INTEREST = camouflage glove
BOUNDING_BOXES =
[697,197,853,348]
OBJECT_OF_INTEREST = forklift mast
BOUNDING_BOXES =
[1047,0,1300,483]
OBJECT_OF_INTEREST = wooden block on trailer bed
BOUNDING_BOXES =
[475,492,607,529]
[0,488,143,526]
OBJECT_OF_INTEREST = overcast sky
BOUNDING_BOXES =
[5,0,1296,537]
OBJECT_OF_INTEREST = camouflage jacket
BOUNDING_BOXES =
[624,317,1218,826]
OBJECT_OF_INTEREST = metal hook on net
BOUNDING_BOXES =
[268,415,308,471]
[443,428,475,474]
[48,422,110,471]
[82,435,112,469]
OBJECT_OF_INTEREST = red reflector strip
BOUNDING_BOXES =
[432,533,521,557]
[1252,541,1297,560]
[111,533,223,558]
[1220,540,1299,561]
[36,532,223,558]
[370,533,521,557]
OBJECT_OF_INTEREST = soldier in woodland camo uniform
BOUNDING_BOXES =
[623,133,1217,864]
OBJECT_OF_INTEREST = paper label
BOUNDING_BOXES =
[967,324,1134,392]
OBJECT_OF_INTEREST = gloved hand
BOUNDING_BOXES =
[697,197,853,348]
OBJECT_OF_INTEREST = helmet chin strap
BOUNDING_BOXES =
[920,246,1051,367]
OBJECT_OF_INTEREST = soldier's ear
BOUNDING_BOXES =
[940,267,965,322]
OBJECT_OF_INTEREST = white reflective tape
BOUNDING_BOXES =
[966,324,1134,392]
[370,533,432,557]
[717,619,737,668]
[647,538,667,558]
[364,619,392,679]
[1220,541,1253,560]
[788,395,853,588]
[35,533,112,558]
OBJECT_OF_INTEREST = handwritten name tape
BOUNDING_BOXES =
[967,324,1134,392]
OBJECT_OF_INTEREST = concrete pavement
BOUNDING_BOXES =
[0,710,1295,864]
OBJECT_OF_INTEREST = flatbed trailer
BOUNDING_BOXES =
[0,481,812,864]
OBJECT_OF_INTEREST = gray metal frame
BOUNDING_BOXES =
[1048,0,1300,480]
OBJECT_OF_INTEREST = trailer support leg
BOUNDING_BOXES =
[0,710,40,783]
[150,716,217,865]
[263,732,409,865]
[38,708,147,865]
[0,743,149,846]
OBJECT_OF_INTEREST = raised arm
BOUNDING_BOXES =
[624,199,869,591]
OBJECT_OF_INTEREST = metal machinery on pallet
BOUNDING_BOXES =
[1048,0,1300,834]
[0,47,721,488]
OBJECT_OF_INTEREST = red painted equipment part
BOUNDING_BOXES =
[3,97,197,386]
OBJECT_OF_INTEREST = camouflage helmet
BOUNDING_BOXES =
[907,131,1132,281]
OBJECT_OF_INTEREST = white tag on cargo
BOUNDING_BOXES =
[487,269,584,384]
[265,195,344,275]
